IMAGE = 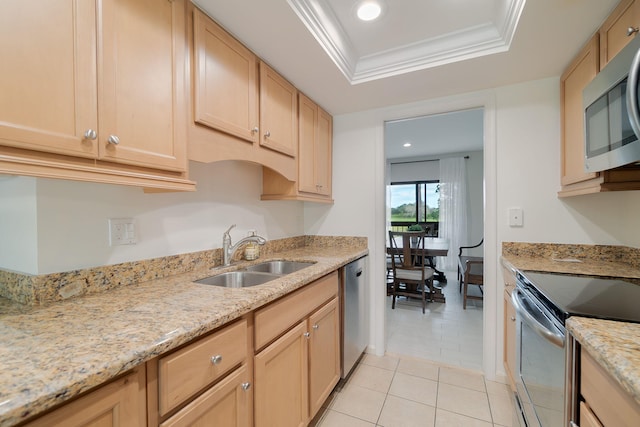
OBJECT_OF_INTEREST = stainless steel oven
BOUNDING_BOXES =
[511,284,566,427]
[511,270,640,427]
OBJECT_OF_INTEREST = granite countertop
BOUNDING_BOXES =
[501,242,640,409]
[0,243,368,427]
[566,317,640,407]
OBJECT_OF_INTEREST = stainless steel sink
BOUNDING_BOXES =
[195,271,280,288]
[243,260,315,275]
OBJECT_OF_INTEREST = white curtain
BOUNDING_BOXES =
[438,157,468,270]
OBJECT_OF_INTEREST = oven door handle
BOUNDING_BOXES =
[511,289,565,348]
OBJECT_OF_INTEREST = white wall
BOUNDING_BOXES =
[0,161,305,274]
[0,176,38,273]
[495,79,640,246]
[305,76,640,380]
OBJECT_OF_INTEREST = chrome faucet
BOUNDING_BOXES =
[222,224,267,266]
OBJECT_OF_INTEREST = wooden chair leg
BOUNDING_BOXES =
[463,281,468,309]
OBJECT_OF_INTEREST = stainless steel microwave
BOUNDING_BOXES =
[583,35,640,172]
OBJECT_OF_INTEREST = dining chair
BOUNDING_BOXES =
[457,238,483,290]
[460,257,483,309]
[388,230,435,313]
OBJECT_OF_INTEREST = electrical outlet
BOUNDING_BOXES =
[109,218,137,246]
[508,208,523,227]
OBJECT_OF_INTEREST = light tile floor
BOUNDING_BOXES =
[386,269,484,371]
[313,354,515,427]
[312,269,516,426]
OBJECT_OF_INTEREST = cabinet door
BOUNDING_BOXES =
[298,94,319,194]
[160,365,252,427]
[560,34,599,186]
[308,297,340,417]
[503,290,517,390]
[192,8,259,144]
[255,321,308,427]
[316,107,332,196]
[25,368,145,427]
[97,0,187,172]
[259,62,298,158]
[0,1,98,158]
[600,0,640,68]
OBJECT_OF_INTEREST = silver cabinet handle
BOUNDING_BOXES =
[241,382,251,391]
[511,316,516,321]
[211,355,222,365]
[252,127,259,133]
[312,324,319,330]
[84,129,97,140]
[628,26,639,36]
[107,135,120,145]
[264,131,271,138]
[303,332,310,339]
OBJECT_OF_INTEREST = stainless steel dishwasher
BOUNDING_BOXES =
[341,255,368,378]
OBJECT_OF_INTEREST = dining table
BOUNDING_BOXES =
[387,232,449,302]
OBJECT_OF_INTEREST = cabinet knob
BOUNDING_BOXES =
[107,135,120,145]
[312,324,319,330]
[264,131,271,138]
[241,382,251,391]
[303,332,310,339]
[628,26,639,36]
[252,127,259,133]
[84,129,97,140]
[511,316,516,322]
[210,354,223,365]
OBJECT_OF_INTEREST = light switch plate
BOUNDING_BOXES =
[109,218,137,246]
[508,208,523,227]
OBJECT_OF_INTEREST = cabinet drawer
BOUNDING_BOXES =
[254,271,338,351]
[580,401,603,427]
[581,350,640,427]
[159,319,248,415]
[160,365,252,427]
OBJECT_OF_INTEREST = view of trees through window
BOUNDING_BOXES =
[390,181,439,224]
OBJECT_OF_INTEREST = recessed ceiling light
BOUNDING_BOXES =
[403,142,412,148]
[357,1,382,21]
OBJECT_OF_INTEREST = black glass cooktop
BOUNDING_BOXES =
[516,271,640,324]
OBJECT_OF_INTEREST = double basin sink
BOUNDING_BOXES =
[195,260,315,288]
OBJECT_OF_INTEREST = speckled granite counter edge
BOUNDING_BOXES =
[0,237,368,427]
[567,317,640,407]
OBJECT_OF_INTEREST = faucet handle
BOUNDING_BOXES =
[224,224,236,236]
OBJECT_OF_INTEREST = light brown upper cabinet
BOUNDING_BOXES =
[298,94,332,198]
[191,9,259,144]
[559,34,600,194]
[600,0,640,68]
[0,0,193,191]
[259,62,298,158]
[187,6,296,181]
[262,94,333,203]
[558,0,640,197]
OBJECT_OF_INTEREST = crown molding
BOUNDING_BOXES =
[287,0,526,84]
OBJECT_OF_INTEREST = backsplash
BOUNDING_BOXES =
[0,235,366,306]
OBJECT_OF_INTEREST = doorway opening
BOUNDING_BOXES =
[384,108,485,371]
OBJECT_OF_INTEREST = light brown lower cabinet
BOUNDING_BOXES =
[254,272,340,427]
[503,289,517,390]
[579,349,640,427]
[24,368,146,427]
[160,365,252,427]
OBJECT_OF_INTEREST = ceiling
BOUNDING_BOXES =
[194,0,618,116]
[385,108,484,160]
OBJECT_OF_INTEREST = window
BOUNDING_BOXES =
[389,181,439,233]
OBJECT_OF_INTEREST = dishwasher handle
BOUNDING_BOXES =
[511,288,565,348]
